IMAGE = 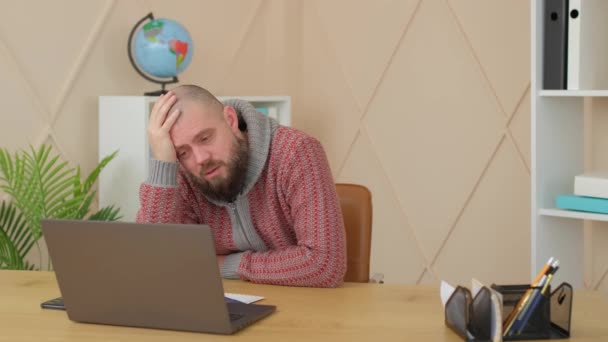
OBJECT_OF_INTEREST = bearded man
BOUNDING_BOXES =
[136,85,346,288]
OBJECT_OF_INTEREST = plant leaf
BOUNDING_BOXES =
[88,205,122,221]
[0,201,35,270]
[82,150,118,195]
[0,145,122,270]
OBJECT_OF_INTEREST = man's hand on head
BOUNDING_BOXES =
[147,91,182,162]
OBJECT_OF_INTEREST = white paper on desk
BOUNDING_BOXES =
[472,278,483,297]
[440,280,455,308]
[224,293,264,304]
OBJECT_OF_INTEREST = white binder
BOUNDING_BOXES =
[567,0,608,90]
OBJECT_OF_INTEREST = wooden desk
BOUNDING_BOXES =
[1,270,608,341]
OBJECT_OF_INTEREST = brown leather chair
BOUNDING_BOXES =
[335,183,372,283]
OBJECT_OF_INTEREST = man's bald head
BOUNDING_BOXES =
[170,84,224,119]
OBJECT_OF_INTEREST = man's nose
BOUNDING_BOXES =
[192,148,211,164]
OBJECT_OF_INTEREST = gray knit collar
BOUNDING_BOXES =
[201,99,278,206]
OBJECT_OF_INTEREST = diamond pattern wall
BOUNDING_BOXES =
[433,137,531,286]
[447,0,530,116]
[509,89,532,170]
[312,0,419,112]
[339,128,426,284]
[1,0,606,292]
[298,0,362,172]
[0,43,47,149]
[364,0,507,266]
[0,1,110,113]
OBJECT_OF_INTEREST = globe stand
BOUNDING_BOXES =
[128,12,179,96]
[143,81,176,96]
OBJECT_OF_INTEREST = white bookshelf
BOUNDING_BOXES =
[99,95,291,222]
[539,208,608,222]
[532,0,608,288]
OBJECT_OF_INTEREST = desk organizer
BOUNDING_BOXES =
[444,282,572,341]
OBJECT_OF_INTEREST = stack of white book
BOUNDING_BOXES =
[556,172,608,214]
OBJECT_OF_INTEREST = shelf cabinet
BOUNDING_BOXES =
[532,0,608,288]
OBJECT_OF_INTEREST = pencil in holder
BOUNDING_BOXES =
[493,282,572,340]
[444,282,572,341]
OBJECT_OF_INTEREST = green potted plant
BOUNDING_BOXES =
[0,144,121,270]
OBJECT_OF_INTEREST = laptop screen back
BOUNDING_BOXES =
[42,219,233,333]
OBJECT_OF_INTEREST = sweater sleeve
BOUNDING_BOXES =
[236,136,347,287]
[135,159,198,224]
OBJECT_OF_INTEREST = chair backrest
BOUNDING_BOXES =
[335,183,372,283]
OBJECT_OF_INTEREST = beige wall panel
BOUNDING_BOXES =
[363,0,505,263]
[312,0,419,111]
[0,0,109,112]
[434,138,530,286]
[212,11,273,96]
[418,269,438,284]
[508,90,531,170]
[0,47,47,149]
[214,1,291,96]
[51,1,152,175]
[338,129,426,283]
[297,1,362,172]
[447,0,530,116]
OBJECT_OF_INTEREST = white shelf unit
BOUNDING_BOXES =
[99,95,291,222]
[532,0,608,288]
[539,90,608,97]
[539,208,608,222]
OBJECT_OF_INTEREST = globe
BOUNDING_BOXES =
[133,18,193,78]
[128,13,194,95]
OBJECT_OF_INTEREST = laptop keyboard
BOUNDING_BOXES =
[229,313,244,321]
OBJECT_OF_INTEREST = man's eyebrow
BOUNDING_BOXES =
[175,128,215,150]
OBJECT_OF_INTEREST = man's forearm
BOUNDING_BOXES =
[234,245,346,288]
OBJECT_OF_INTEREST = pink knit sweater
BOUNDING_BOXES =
[137,101,346,288]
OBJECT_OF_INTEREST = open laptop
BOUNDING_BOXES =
[40,219,276,334]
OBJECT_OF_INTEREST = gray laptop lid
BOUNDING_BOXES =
[41,219,267,334]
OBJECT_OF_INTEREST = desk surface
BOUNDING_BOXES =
[1,270,608,341]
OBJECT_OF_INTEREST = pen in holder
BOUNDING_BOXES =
[492,282,572,340]
[444,282,572,341]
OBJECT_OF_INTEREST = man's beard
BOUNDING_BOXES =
[187,135,249,203]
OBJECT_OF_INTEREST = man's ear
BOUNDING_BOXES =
[223,106,239,131]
